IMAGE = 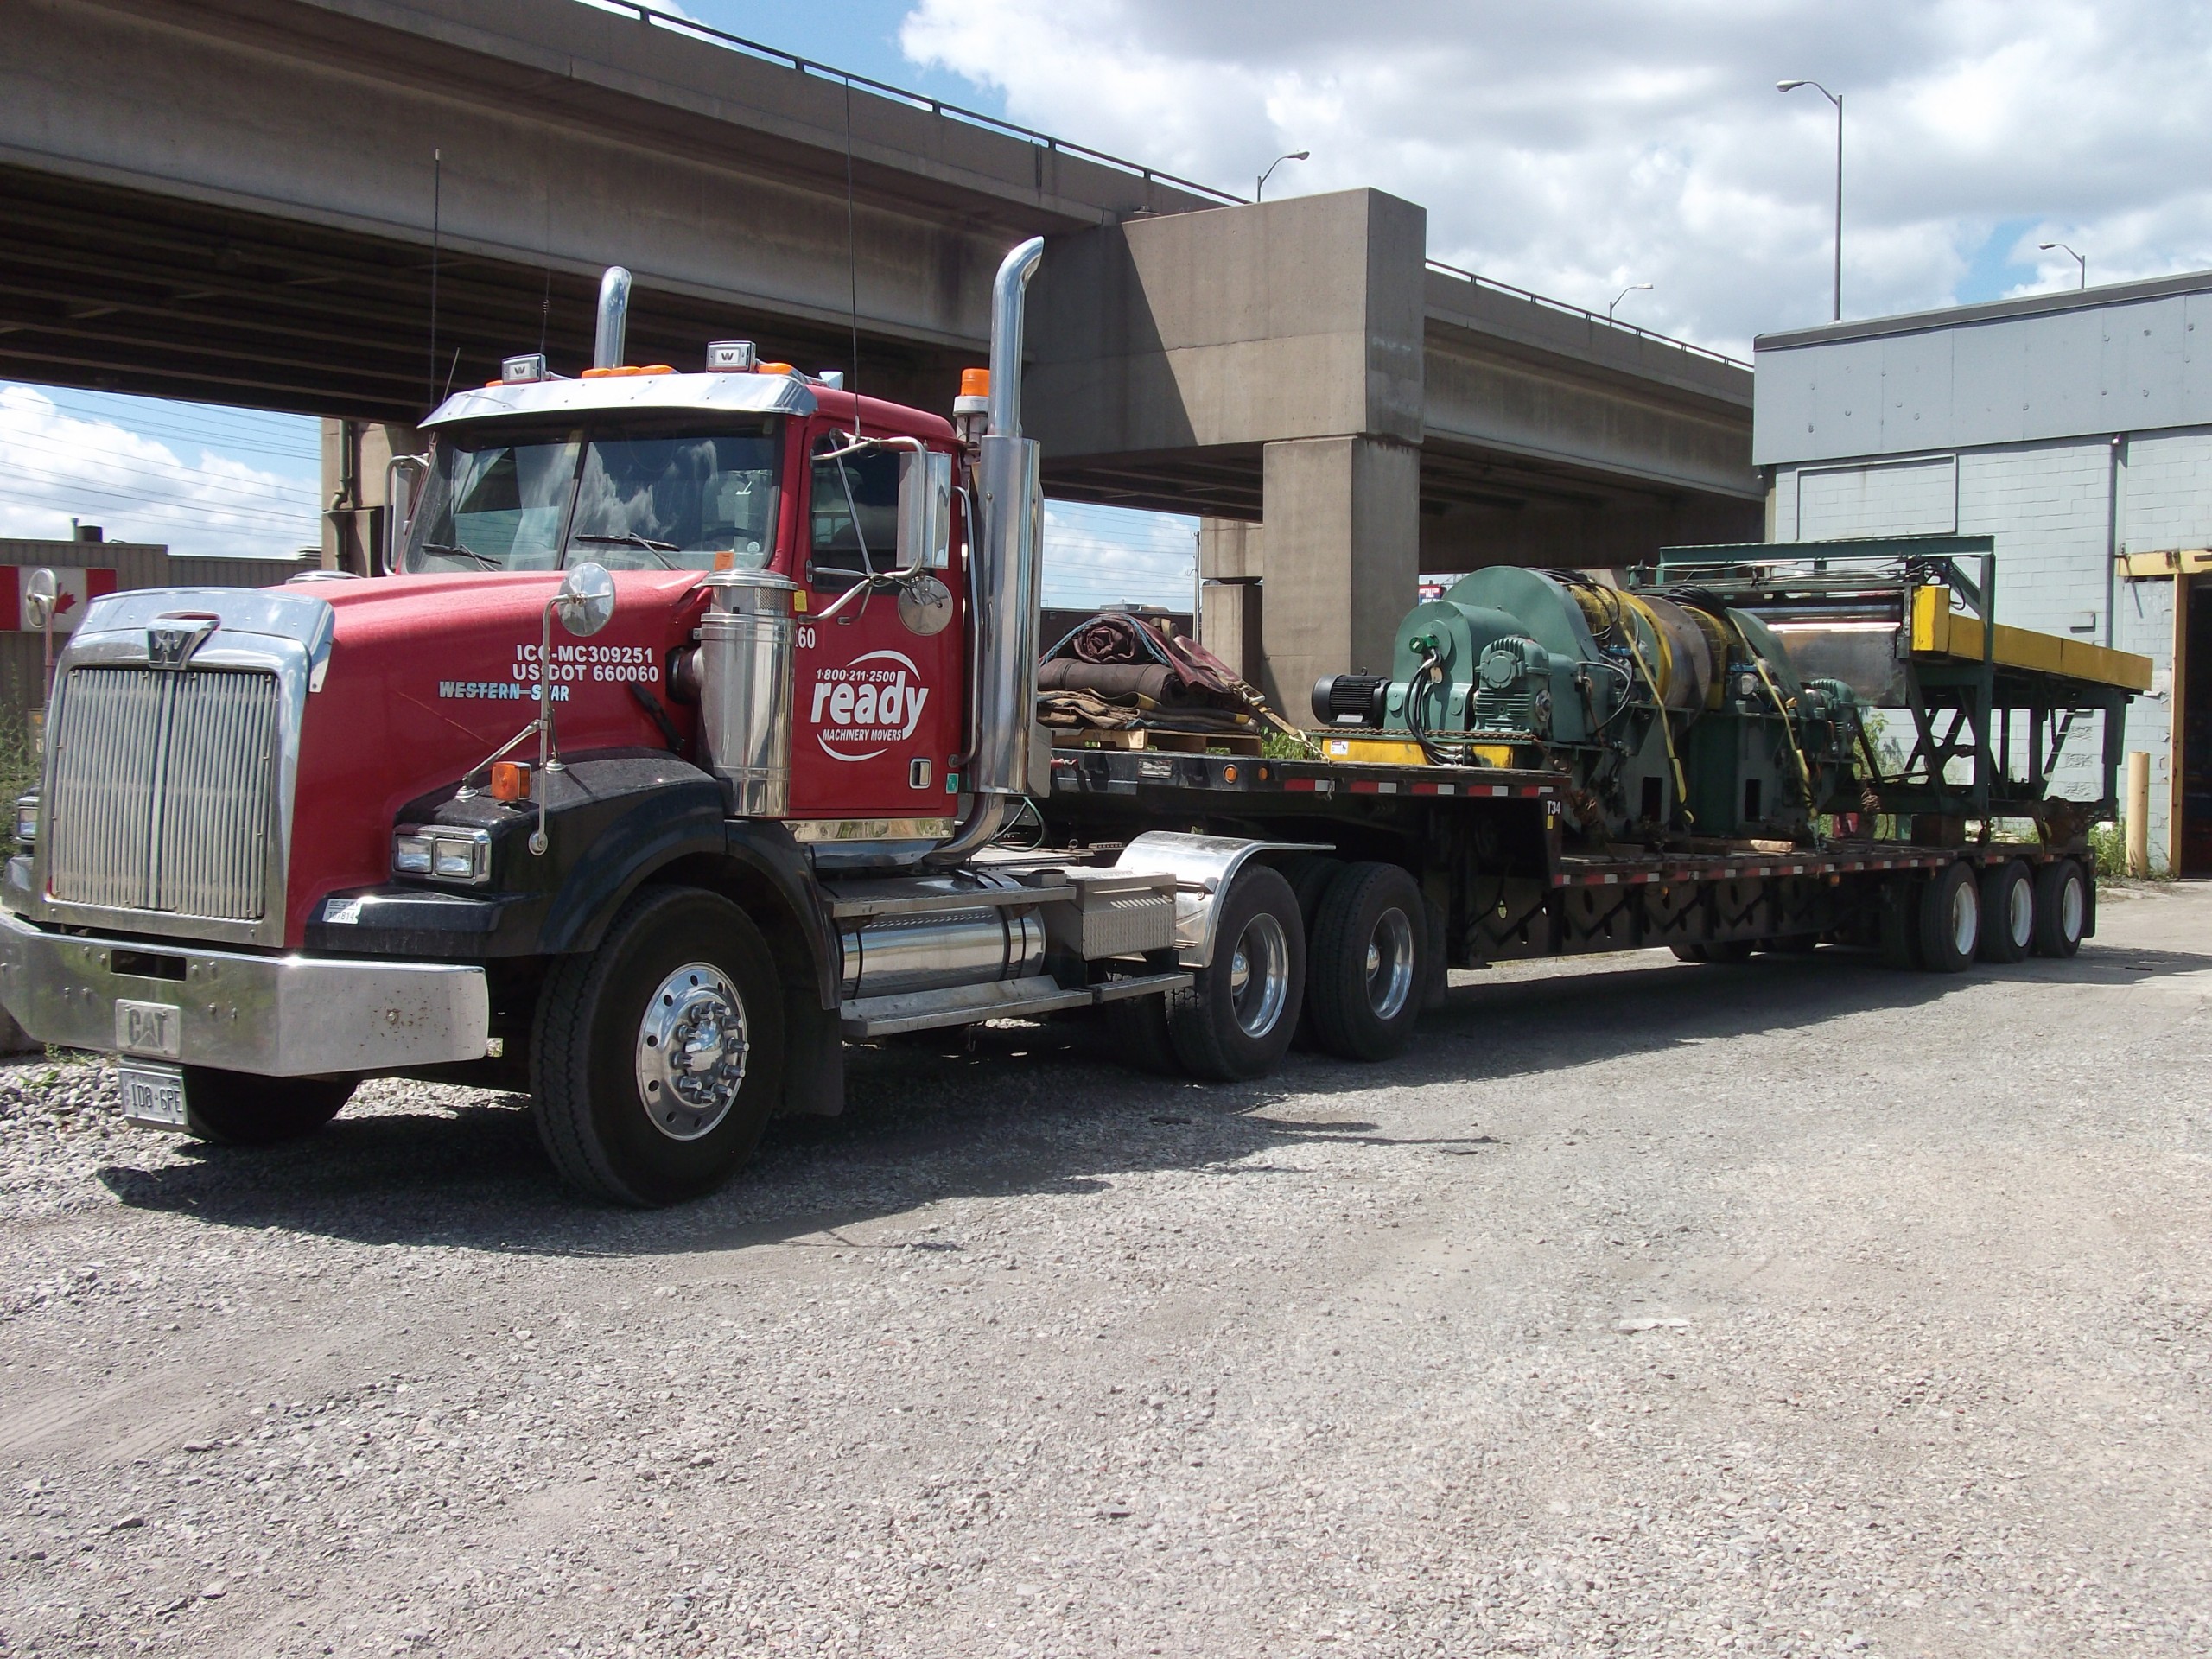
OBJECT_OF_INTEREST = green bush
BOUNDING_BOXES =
[2088,819,2167,880]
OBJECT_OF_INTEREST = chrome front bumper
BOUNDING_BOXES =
[0,909,490,1077]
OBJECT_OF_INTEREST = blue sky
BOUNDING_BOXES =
[10,0,2205,588]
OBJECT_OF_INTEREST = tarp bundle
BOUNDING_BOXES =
[1036,612,1309,746]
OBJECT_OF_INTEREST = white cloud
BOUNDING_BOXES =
[0,386,320,558]
[901,0,2212,353]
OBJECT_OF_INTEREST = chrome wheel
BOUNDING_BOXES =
[633,961,749,1141]
[1364,906,1416,1020]
[1948,880,1980,959]
[1226,912,1292,1039]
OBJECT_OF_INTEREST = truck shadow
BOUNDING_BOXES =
[92,938,2198,1256]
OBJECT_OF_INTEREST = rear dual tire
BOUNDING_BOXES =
[1307,862,1427,1062]
[1164,866,1305,1081]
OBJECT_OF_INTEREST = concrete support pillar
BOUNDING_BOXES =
[1198,518,1264,682]
[1258,435,1421,717]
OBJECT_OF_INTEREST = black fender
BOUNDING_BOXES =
[325,752,838,1013]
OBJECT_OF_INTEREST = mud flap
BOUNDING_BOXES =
[779,994,845,1118]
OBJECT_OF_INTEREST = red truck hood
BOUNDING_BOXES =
[287,570,707,944]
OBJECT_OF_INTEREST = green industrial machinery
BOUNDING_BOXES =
[1313,566,1866,842]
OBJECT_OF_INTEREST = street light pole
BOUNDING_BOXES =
[1778,79,1843,321]
[2040,240,2087,289]
[1255,150,1310,203]
[1607,282,1651,322]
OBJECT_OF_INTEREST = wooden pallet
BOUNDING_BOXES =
[1051,727,1264,757]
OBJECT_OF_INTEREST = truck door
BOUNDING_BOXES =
[787,430,966,824]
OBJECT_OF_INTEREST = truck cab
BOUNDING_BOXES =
[0,245,1263,1205]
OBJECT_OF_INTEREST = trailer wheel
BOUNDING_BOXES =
[180,1070,354,1146]
[1165,865,1304,1081]
[1878,878,1923,969]
[1916,861,1980,974]
[1673,940,1756,964]
[1308,862,1427,1061]
[2031,858,2088,958]
[1978,860,2035,963]
[531,886,785,1206]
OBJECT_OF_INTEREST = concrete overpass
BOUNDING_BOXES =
[1,0,1759,703]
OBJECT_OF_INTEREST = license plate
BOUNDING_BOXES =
[119,1063,188,1131]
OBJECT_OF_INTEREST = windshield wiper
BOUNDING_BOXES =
[574,531,680,569]
[419,542,499,569]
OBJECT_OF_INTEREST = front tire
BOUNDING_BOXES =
[1165,865,1304,1081]
[180,1069,354,1145]
[531,886,785,1206]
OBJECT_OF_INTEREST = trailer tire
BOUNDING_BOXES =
[1308,861,1427,1061]
[1165,865,1304,1081]
[180,1070,354,1146]
[1916,861,1980,973]
[531,886,785,1206]
[1979,860,2035,963]
[2031,858,2088,958]
[1878,878,1923,969]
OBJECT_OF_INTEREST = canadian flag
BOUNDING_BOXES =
[0,567,117,634]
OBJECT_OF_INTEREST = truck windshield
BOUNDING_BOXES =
[405,418,783,574]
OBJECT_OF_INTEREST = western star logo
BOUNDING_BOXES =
[810,649,931,762]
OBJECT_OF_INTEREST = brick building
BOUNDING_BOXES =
[1755,271,2212,874]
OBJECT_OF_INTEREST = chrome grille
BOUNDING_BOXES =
[47,666,280,921]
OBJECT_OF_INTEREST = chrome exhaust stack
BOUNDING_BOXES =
[594,266,633,371]
[927,236,1045,868]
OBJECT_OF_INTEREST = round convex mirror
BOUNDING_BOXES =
[555,561,617,638]
[22,567,58,629]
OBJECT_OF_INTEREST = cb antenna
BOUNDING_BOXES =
[428,147,442,410]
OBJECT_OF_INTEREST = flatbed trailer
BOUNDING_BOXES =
[1038,744,2088,982]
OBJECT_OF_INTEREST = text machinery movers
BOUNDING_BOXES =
[0,243,2149,1205]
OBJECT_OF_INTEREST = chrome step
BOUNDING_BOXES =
[838,969,1189,1039]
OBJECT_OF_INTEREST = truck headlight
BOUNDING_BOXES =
[392,827,491,885]
[13,793,36,847]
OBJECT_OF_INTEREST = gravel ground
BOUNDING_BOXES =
[2,885,2209,1659]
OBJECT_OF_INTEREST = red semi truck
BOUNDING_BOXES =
[0,241,2144,1205]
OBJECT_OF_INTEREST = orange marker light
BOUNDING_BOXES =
[960,367,991,399]
[490,760,531,803]
[757,362,796,376]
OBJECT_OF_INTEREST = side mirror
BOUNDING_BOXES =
[896,448,954,571]
[383,454,428,575]
[554,561,616,637]
[22,568,57,630]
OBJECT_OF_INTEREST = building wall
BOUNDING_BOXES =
[0,540,315,721]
